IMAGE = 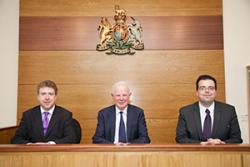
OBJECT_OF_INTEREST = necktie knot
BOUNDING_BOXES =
[205,109,210,114]
[44,112,49,117]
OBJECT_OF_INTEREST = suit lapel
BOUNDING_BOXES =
[110,105,116,142]
[193,103,203,139]
[126,105,132,141]
[33,107,44,138]
[211,101,221,137]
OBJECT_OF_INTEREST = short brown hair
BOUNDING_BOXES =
[37,80,58,95]
[196,74,217,90]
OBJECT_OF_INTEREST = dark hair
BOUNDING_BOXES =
[37,80,58,95]
[196,75,217,90]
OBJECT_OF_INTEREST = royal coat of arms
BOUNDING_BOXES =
[96,5,144,55]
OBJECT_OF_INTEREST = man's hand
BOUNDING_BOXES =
[200,138,225,145]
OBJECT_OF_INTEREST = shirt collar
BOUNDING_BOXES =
[40,105,55,115]
[115,106,128,115]
[199,101,215,114]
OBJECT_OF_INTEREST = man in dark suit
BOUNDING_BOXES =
[92,81,150,144]
[11,80,77,144]
[176,75,242,144]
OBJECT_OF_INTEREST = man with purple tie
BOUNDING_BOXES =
[92,81,150,144]
[11,80,77,144]
[176,75,242,144]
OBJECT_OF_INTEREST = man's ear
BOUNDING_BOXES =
[195,91,199,97]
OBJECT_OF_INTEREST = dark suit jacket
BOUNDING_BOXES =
[176,101,243,143]
[92,104,150,144]
[11,105,77,144]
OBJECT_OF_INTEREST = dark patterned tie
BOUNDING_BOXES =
[202,109,211,140]
[43,112,49,135]
[119,111,127,143]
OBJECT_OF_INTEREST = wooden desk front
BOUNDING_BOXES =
[0,144,250,167]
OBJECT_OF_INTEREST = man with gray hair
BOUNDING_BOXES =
[93,81,150,144]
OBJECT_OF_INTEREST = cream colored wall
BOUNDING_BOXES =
[0,0,19,128]
[223,0,250,143]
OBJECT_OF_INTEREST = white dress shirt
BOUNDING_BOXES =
[199,102,215,132]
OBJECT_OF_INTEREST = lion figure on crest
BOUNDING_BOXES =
[98,17,112,46]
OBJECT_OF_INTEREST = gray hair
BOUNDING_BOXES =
[111,81,131,94]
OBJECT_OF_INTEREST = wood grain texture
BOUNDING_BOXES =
[243,154,250,167]
[0,127,18,144]
[18,50,225,84]
[17,84,225,144]
[17,0,225,145]
[0,152,243,167]
[1,144,249,167]
[20,0,222,16]
[1,144,250,152]
[17,84,226,119]
[19,16,223,50]
[17,50,225,143]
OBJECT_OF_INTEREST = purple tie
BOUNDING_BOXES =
[202,109,211,140]
[43,112,49,135]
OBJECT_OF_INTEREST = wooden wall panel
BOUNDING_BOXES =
[19,50,224,84]
[18,84,225,120]
[0,127,18,144]
[18,50,225,143]
[17,83,225,144]
[19,16,223,50]
[17,0,224,144]
[20,0,222,16]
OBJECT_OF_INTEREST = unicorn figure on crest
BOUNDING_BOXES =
[128,17,144,49]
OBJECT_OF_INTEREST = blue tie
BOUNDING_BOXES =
[119,111,127,143]
[202,109,212,140]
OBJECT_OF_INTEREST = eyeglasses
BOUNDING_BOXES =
[198,86,216,91]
